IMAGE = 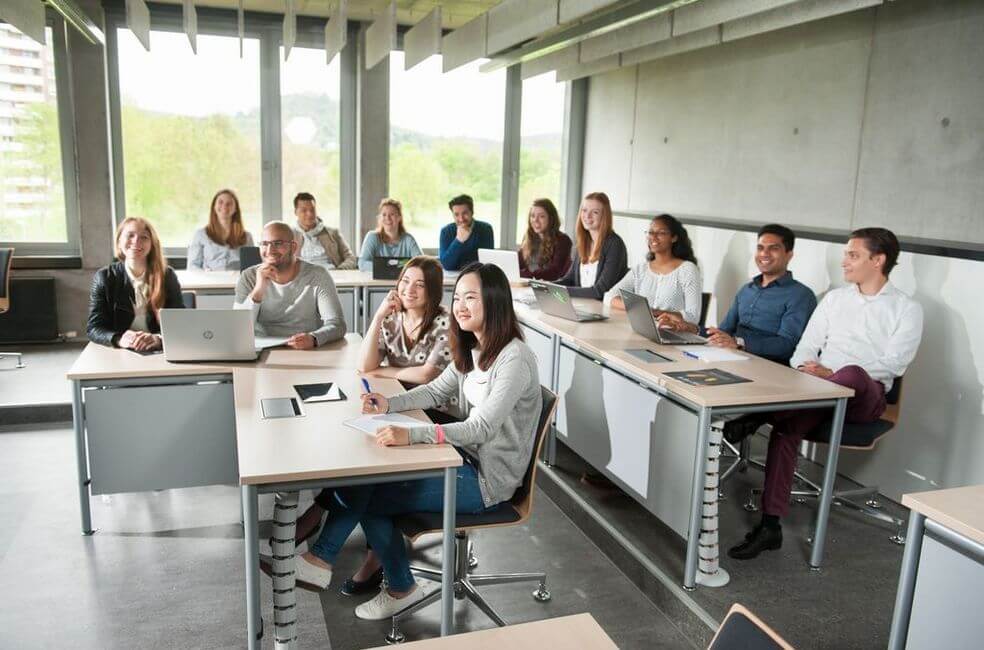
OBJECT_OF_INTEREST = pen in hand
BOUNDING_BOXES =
[361,377,377,408]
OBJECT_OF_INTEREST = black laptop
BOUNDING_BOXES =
[372,256,411,280]
[239,245,261,270]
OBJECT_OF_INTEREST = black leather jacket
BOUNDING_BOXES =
[87,261,184,347]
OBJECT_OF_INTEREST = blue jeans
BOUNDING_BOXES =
[309,459,499,592]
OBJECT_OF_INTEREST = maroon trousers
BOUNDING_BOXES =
[761,365,887,518]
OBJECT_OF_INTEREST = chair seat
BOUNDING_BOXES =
[395,504,521,539]
[805,417,894,447]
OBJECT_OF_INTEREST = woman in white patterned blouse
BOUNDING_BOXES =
[610,214,703,329]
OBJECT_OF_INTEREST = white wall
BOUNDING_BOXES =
[611,215,984,500]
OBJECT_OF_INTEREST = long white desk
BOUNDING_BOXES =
[65,335,462,648]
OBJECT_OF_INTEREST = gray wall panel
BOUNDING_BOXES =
[582,65,636,205]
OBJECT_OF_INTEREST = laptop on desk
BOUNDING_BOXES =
[372,256,411,280]
[478,248,522,282]
[160,309,287,362]
[529,280,607,322]
[620,289,707,345]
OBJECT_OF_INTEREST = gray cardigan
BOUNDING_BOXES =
[387,338,542,507]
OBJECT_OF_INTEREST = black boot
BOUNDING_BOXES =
[722,414,767,445]
[727,523,782,560]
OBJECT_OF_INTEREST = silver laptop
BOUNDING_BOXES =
[160,309,281,362]
[478,248,521,282]
[620,289,707,345]
[529,280,607,322]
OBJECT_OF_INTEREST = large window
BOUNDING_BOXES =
[281,47,341,226]
[0,24,68,244]
[117,30,262,247]
[516,72,565,245]
[389,51,505,249]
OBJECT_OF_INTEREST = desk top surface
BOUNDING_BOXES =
[365,614,616,650]
[235,370,461,485]
[902,485,984,546]
[513,295,853,408]
[66,333,364,381]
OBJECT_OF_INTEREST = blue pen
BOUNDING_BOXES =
[360,377,377,407]
[682,350,699,360]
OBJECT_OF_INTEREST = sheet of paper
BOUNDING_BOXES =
[344,413,427,436]
[255,336,290,350]
[676,347,749,362]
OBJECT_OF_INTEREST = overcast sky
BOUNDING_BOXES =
[117,28,564,141]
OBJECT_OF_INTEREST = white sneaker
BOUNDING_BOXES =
[354,583,435,621]
[295,554,332,590]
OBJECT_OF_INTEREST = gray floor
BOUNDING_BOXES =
[0,424,693,649]
[0,343,82,406]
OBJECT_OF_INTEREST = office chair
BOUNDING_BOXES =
[741,377,907,544]
[708,603,794,650]
[699,292,712,328]
[181,291,197,309]
[0,248,25,369]
[382,386,557,644]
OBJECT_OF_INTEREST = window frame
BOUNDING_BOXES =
[0,14,83,257]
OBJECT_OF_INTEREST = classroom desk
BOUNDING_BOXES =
[365,612,617,649]
[888,485,984,650]
[511,297,853,589]
[66,334,462,647]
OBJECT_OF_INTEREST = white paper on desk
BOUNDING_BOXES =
[255,336,290,350]
[676,347,749,362]
[344,413,426,436]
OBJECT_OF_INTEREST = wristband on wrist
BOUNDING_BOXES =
[435,424,445,444]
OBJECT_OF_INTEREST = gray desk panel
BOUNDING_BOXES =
[554,343,697,538]
[338,287,357,333]
[84,381,238,494]
[905,532,984,649]
[520,323,554,391]
[196,293,235,309]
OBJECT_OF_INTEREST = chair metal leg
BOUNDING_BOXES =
[0,352,25,369]
[467,571,547,588]
[459,579,507,627]
[408,566,443,582]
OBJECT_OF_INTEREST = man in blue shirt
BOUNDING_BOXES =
[438,194,495,271]
[705,224,816,364]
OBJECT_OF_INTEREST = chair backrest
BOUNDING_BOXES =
[509,386,558,521]
[0,247,13,314]
[699,292,712,328]
[708,603,793,650]
[181,291,197,309]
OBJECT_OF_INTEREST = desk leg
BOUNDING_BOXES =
[887,512,925,650]
[809,397,847,569]
[72,380,94,535]
[242,485,262,650]
[441,467,457,636]
[684,407,712,590]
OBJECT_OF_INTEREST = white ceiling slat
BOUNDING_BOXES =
[404,6,442,70]
[579,12,671,63]
[325,0,347,65]
[365,0,397,69]
[126,0,151,51]
[673,0,801,37]
[182,0,198,54]
[442,13,488,73]
[0,0,45,44]
[559,0,620,24]
[521,44,580,80]
[486,0,559,56]
[723,0,883,42]
[621,24,721,66]
[555,50,620,82]
[283,0,296,60]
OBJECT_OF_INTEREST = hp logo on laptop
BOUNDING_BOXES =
[202,330,214,340]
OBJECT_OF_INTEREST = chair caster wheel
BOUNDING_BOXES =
[890,534,906,546]
[532,584,551,602]
[743,502,758,512]
[794,497,806,505]
[866,499,882,509]
[468,554,478,569]
[385,623,405,645]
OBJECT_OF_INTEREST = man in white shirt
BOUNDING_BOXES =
[727,227,923,560]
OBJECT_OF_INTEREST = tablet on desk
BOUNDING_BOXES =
[294,382,346,403]
[260,397,303,419]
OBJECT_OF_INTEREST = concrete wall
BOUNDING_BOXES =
[588,0,984,498]
[585,0,984,245]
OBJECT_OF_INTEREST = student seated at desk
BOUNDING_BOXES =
[555,191,628,300]
[87,217,183,352]
[438,194,495,271]
[295,262,542,621]
[186,188,254,271]
[292,192,357,270]
[610,214,702,327]
[518,198,573,281]
[357,198,423,272]
[724,227,923,560]
[235,221,346,349]
[288,256,453,596]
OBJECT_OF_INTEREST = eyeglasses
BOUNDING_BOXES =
[646,229,672,238]
[259,240,290,249]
